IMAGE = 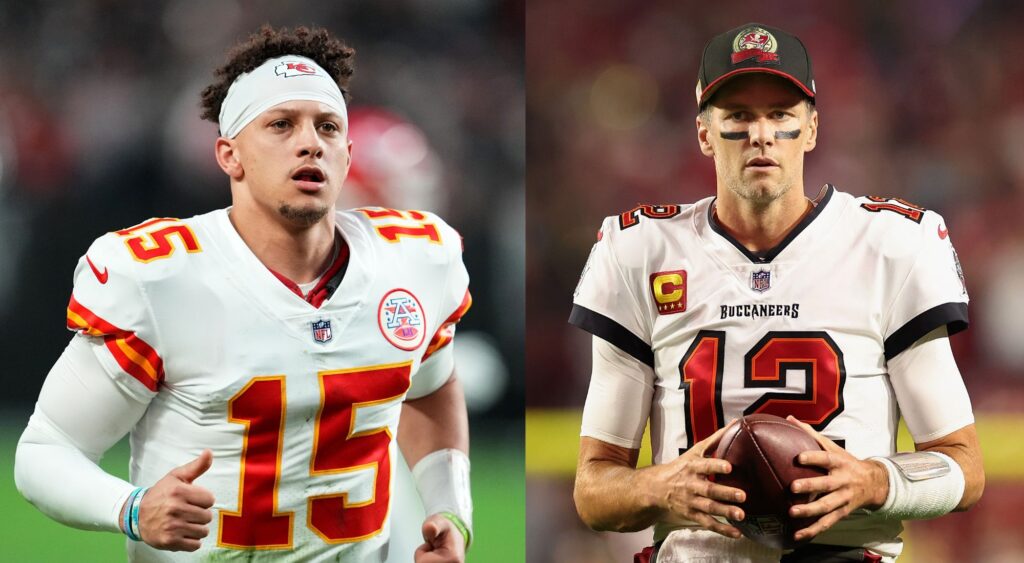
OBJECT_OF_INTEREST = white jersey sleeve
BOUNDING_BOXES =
[15,335,149,532]
[65,228,166,400]
[580,337,655,449]
[888,327,974,443]
[881,209,968,360]
[406,212,472,399]
[570,216,654,367]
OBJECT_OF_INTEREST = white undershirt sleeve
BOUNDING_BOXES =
[15,335,151,532]
[887,326,975,444]
[408,345,455,400]
[580,336,655,449]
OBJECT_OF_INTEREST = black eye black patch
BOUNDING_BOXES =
[720,131,748,140]
[718,130,802,141]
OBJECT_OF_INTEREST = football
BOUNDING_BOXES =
[708,414,828,549]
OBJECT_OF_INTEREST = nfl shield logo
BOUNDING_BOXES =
[750,269,771,293]
[311,319,332,343]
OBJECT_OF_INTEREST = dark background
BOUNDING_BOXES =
[526,1,1024,561]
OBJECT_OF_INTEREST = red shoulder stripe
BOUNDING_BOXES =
[421,290,473,362]
[67,295,164,391]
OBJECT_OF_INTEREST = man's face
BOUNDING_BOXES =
[697,74,817,206]
[231,100,352,228]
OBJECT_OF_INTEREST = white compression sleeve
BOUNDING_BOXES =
[580,337,654,449]
[411,449,473,546]
[14,336,150,532]
[887,326,974,443]
[407,345,454,399]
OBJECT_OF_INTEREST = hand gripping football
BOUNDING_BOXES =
[708,414,828,549]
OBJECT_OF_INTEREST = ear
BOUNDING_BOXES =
[696,115,715,157]
[215,137,244,180]
[804,107,818,153]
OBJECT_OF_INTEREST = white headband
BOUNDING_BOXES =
[218,55,348,139]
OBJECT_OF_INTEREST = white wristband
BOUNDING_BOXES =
[411,449,473,547]
[870,451,965,520]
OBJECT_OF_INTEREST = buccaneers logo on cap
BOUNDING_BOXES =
[731,27,780,65]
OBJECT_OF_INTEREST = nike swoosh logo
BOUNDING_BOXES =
[938,225,949,240]
[86,255,109,284]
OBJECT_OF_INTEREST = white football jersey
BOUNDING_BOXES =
[66,207,471,562]
[571,186,969,556]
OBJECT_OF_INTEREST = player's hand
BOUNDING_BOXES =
[414,513,466,563]
[138,449,216,552]
[651,421,746,538]
[786,416,889,542]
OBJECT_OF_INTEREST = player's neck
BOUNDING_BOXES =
[713,185,813,254]
[227,205,337,284]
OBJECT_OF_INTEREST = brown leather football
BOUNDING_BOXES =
[708,414,828,549]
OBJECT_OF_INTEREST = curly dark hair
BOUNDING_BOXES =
[199,25,355,124]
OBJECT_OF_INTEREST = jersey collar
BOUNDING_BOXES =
[707,184,835,264]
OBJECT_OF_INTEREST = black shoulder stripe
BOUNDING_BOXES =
[884,302,969,360]
[568,304,654,368]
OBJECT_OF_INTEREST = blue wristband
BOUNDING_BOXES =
[129,487,147,541]
[122,487,143,541]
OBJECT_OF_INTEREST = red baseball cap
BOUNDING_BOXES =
[696,23,815,108]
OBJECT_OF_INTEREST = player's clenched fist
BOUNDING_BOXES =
[650,422,746,538]
[414,513,466,563]
[137,449,216,551]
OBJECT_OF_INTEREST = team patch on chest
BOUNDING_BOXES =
[378,289,426,350]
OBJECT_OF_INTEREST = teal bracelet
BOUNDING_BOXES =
[129,487,147,541]
[122,488,143,541]
[439,511,472,550]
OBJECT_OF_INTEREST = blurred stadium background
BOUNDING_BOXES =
[0,0,523,561]
[527,1,1024,562]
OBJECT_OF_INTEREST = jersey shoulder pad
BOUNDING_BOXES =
[92,216,206,281]
[852,195,949,259]
[597,203,696,268]
[344,207,463,264]
[70,215,209,328]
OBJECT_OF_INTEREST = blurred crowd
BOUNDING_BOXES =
[0,0,525,419]
[527,0,1024,561]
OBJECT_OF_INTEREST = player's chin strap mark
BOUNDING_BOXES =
[719,130,802,140]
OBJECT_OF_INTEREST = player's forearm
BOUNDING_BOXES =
[15,413,133,533]
[400,373,474,548]
[574,459,666,532]
[922,443,984,510]
[398,374,469,464]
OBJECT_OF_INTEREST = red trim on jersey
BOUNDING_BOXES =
[421,290,473,362]
[66,295,164,391]
[267,239,350,309]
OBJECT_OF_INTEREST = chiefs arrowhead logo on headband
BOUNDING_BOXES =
[275,61,320,78]
[731,26,780,65]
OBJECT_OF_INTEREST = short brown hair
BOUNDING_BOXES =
[200,25,355,124]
